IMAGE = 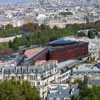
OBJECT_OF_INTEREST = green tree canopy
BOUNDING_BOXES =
[0,80,40,100]
[0,21,99,51]
[72,82,100,100]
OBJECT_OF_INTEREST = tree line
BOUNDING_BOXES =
[8,21,100,51]
[0,24,20,37]
[0,21,100,51]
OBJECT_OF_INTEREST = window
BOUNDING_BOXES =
[37,82,40,86]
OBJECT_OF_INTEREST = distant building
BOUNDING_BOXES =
[0,16,10,27]
[12,16,35,27]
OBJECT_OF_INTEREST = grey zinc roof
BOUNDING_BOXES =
[49,38,77,46]
[47,85,79,100]
[0,16,10,21]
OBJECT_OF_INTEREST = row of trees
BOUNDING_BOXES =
[8,23,82,50]
[0,21,100,38]
[0,24,20,37]
[0,80,40,100]
[9,21,100,51]
[0,21,100,51]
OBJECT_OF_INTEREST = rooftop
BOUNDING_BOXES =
[58,60,80,69]
[24,47,47,59]
[73,64,100,73]
[47,84,79,100]
[0,60,57,74]
[48,37,77,46]
[0,16,10,22]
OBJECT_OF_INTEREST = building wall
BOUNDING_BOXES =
[27,42,88,64]
[49,42,88,61]
[37,54,46,60]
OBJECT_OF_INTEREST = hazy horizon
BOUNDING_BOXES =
[0,0,28,3]
[0,0,99,4]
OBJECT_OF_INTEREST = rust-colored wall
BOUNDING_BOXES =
[49,42,88,61]
[37,54,46,60]
[32,42,88,63]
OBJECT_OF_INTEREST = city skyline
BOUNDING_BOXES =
[0,0,28,3]
[0,0,98,3]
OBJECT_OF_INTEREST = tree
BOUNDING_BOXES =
[73,81,100,100]
[0,80,40,100]
[53,26,58,30]
[8,40,12,48]
[88,30,95,39]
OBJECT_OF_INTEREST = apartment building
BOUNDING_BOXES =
[0,60,80,99]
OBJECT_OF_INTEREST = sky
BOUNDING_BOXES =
[0,0,28,3]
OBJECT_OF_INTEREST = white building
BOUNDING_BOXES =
[12,15,35,27]
[72,63,100,80]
